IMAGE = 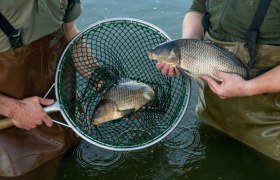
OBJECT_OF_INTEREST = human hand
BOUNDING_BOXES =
[156,62,180,77]
[200,71,252,99]
[10,96,54,130]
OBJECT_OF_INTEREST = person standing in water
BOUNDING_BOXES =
[157,0,280,161]
[0,0,82,178]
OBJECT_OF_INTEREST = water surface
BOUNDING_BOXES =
[55,1,280,179]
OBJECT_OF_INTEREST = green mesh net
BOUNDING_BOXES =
[56,18,190,150]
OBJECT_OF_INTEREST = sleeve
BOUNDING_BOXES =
[63,0,83,23]
[189,0,206,13]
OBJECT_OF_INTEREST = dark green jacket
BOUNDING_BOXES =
[190,0,280,45]
[0,0,82,52]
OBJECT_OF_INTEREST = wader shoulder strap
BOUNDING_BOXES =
[201,0,272,79]
[245,0,271,78]
[65,0,81,18]
[0,12,22,49]
[202,12,210,34]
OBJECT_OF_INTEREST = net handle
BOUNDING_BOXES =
[0,118,13,129]
[0,101,70,130]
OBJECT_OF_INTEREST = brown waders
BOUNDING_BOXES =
[0,28,80,177]
[197,32,280,161]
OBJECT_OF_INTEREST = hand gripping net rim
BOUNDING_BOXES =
[55,18,191,151]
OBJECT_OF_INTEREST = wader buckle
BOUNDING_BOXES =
[9,29,23,49]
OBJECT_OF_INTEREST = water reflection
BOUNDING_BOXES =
[73,141,127,175]
[162,125,205,177]
[163,125,204,152]
[66,119,205,179]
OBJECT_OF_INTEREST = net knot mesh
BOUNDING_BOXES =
[57,18,190,150]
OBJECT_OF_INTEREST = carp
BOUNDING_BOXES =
[92,79,155,125]
[148,39,247,81]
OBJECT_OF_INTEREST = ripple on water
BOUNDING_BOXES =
[162,125,205,176]
[73,141,127,175]
[163,125,205,156]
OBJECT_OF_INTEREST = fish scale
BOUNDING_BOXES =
[105,82,152,110]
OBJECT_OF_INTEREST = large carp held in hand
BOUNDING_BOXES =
[92,79,155,125]
[148,39,248,80]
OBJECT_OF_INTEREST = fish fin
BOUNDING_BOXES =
[176,66,193,78]
[194,78,206,90]
[117,108,136,117]
[204,41,246,68]
[248,67,271,80]
[117,78,134,83]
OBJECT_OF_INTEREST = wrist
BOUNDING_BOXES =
[244,79,263,96]
[243,81,254,96]
[0,94,20,118]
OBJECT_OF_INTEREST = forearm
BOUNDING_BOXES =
[247,65,280,95]
[63,21,80,42]
[182,11,204,39]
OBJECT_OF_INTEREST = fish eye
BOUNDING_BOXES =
[95,109,100,115]
[155,48,163,53]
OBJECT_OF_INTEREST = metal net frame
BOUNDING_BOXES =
[55,18,191,150]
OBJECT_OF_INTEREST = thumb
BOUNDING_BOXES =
[212,71,230,81]
[38,97,54,106]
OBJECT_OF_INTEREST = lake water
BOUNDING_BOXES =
[55,1,280,179]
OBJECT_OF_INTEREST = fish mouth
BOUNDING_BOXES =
[147,50,155,60]
[92,117,105,125]
[92,118,112,125]
[92,119,101,125]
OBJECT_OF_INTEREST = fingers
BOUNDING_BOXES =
[156,62,170,75]
[38,97,54,106]
[201,75,219,91]
[212,71,230,81]
[202,75,219,85]
[11,118,35,130]
[156,62,164,70]
[200,75,226,99]
[12,113,53,130]
[36,97,54,127]
[156,62,180,77]
[42,114,53,127]
[10,96,55,130]
[201,72,245,99]
[162,64,172,75]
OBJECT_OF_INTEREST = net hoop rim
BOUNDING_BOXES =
[54,17,191,151]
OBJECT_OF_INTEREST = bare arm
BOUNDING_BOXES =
[248,65,280,95]
[182,11,204,39]
[157,11,204,76]
[202,65,280,98]
[64,21,104,91]
[64,21,100,80]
